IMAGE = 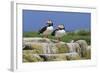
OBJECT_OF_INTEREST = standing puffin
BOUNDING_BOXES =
[52,24,66,41]
[39,20,53,38]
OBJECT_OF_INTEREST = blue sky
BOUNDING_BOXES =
[23,10,91,32]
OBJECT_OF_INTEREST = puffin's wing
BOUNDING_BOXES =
[39,26,47,34]
[52,29,58,36]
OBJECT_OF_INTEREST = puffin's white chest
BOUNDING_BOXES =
[43,26,53,35]
[55,30,66,37]
[46,26,53,31]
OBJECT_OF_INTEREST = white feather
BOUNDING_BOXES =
[43,26,53,35]
[55,30,66,37]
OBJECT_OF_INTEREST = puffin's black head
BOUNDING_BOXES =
[46,20,53,26]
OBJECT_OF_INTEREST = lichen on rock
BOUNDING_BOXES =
[23,50,44,62]
[55,42,69,53]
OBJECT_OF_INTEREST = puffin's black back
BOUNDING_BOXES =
[51,29,58,36]
[39,23,53,34]
[39,26,47,34]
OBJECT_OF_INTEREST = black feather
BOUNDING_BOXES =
[47,23,53,26]
[51,29,58,36]
[39,26,47,34]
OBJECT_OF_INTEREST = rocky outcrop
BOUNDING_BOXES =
[23,37,91,62]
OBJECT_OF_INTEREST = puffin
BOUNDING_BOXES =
[52,24,66,41]
[39,20,53,38]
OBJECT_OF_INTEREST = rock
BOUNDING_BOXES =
[52,54,67,61]
[66,43,81,56]
[55,42,69,53]
[42,43,58,54]
[39,54,48,61]
[75,40,88,57]
[23,37,51,44]
[84,46,91,59]
[23,44,44,54]
[39,54,67,61]
[38,53,81,61]
[23,38,90,62]
[23,38,58,54]
[66,52,81,60]
[23,50,43,62]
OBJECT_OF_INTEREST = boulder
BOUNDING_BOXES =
[84,46,91,59]
[55,42,69,53]
[23,50,43,62]
[66,43,81,56]
[39,54,67,61]
[66,52,81,60]
[23,38,90,62]
[75,40,88,57]
[23,38,58,54]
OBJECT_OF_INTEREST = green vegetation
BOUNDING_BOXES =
[23,32,41,37]
[23,30,91,45]
[62,34,90,45]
